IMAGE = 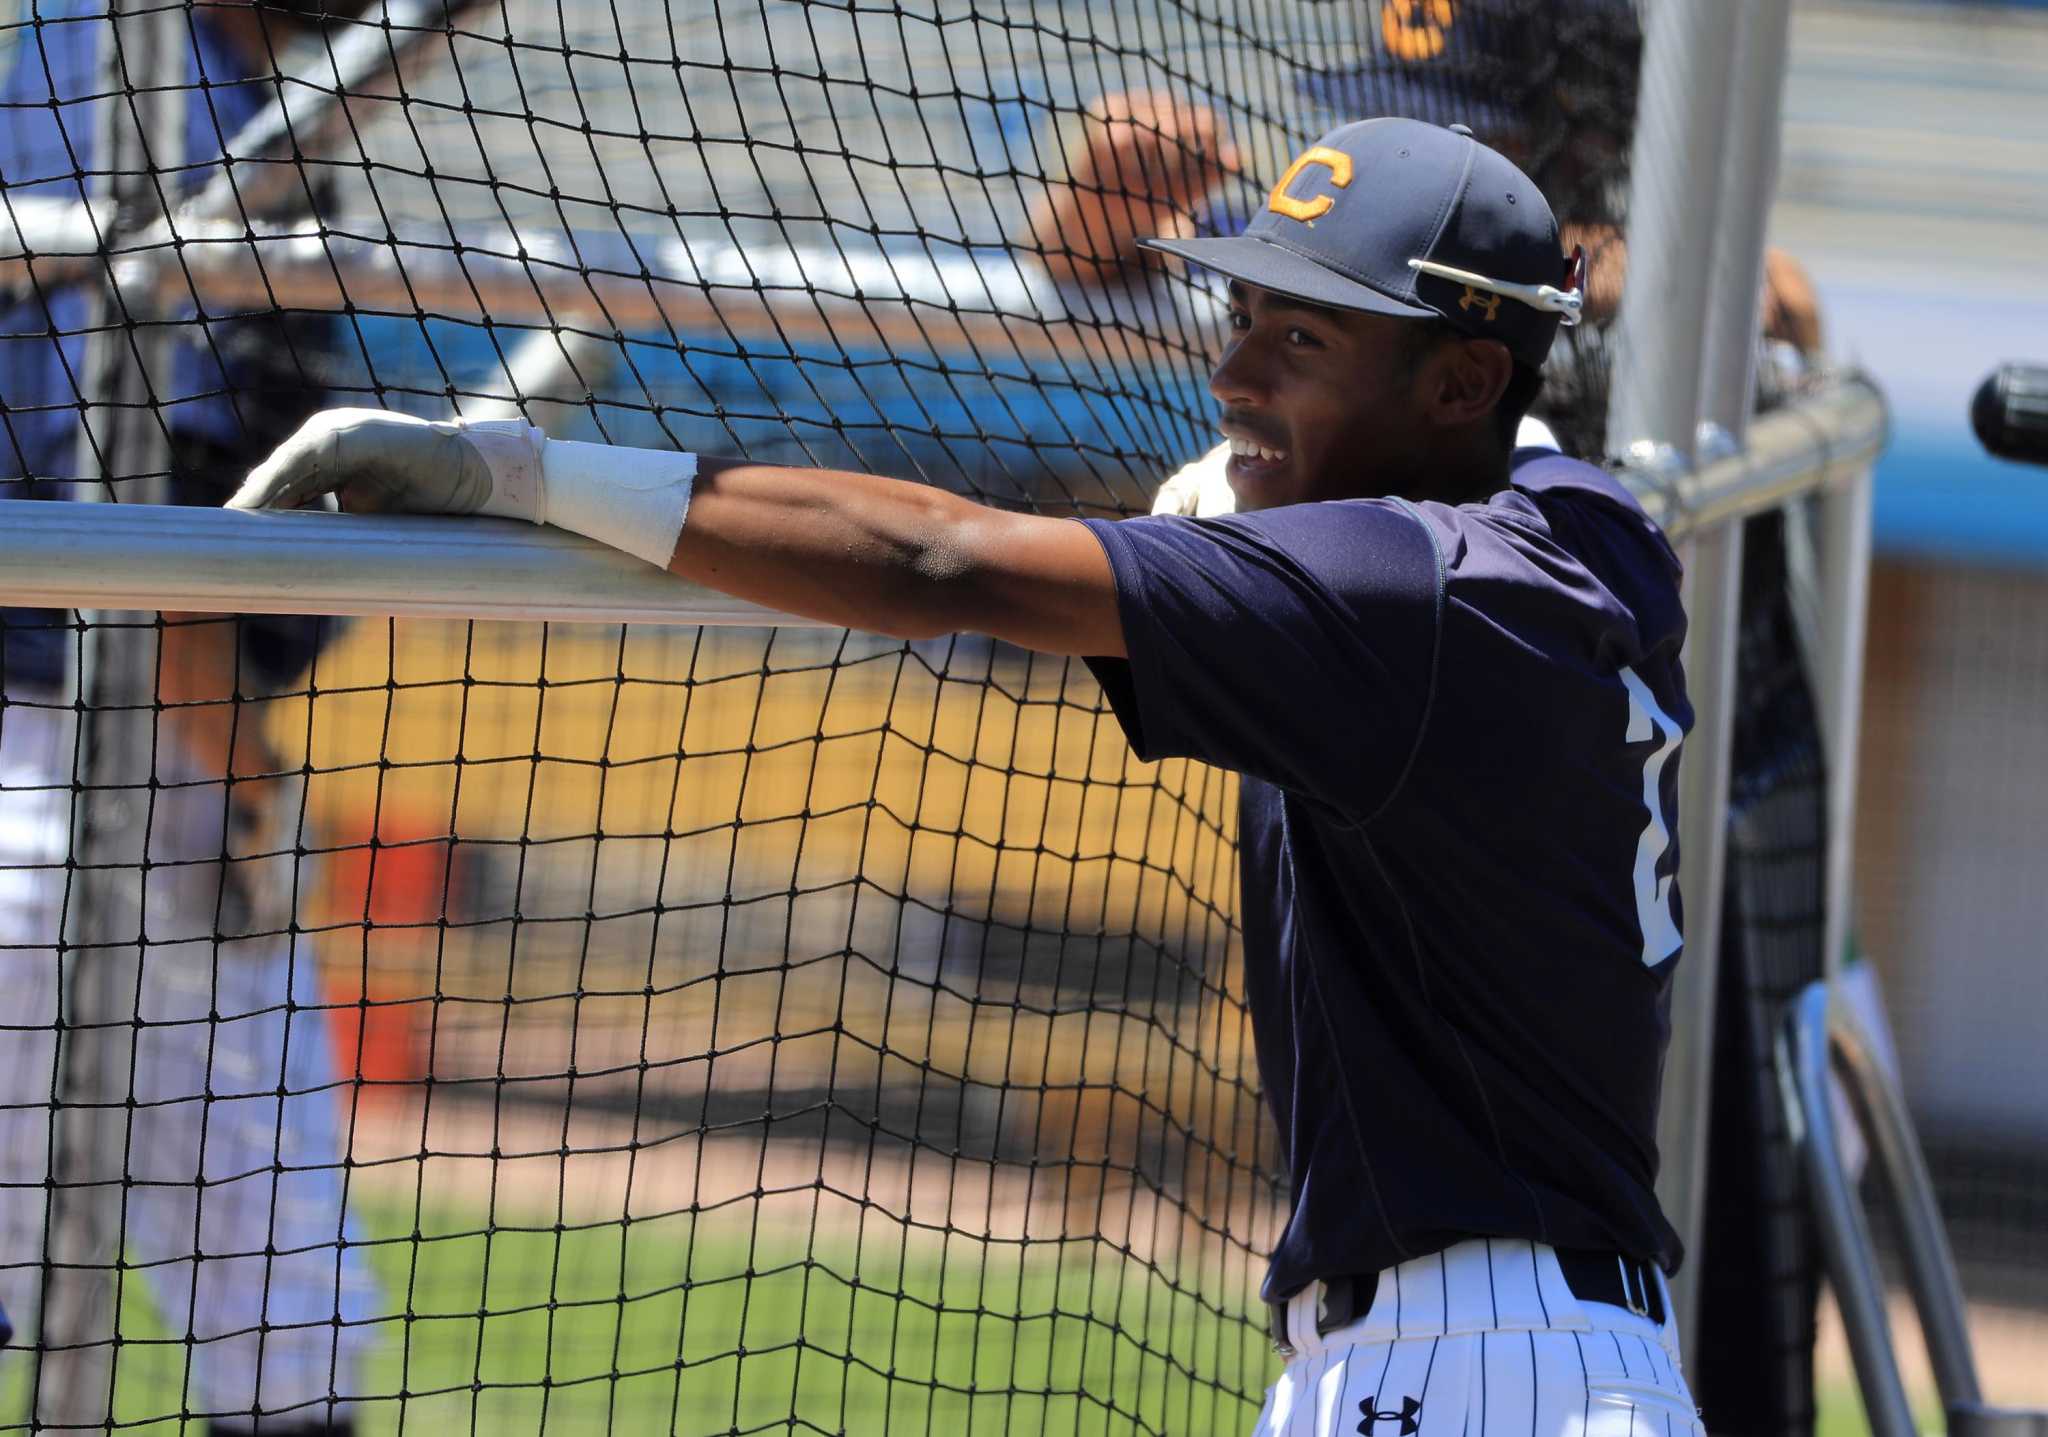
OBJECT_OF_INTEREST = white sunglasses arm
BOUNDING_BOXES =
[1406,258,1585,326]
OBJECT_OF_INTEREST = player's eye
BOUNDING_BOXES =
[1285,326,1319,348]
[1227,308,1250,331]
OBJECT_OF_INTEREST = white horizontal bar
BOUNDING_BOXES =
[0,377,1885,628]
[0,500,823,627]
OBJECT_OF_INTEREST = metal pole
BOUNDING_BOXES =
[35,2,184,1425]
[1700,0,1794,443]
[1657,521,1740,1350]
[1829,989,1983,1413]
[1603,0,1744,1359]
[0,500,823,628]
[1671,0,1794,1358]
[1604,1,1741,461]
[1817,468,1875,983]
[1785,982,1919,1437]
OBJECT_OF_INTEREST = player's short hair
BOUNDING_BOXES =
[1398,317,1543,454]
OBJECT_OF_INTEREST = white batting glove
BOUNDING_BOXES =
[228,408,695,568]
[1151,440,1236,517]
[228,408,546,522]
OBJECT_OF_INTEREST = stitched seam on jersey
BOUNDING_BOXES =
[1359,497,1444,827]
[1358,831,1555,1244]
[1281,798,1413,1264]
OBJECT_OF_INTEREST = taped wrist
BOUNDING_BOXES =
[459,418,548,524]
[539,437,696,568]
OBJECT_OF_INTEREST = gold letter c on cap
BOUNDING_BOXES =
[1266,146,1354,223]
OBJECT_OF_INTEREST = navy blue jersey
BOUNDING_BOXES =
[1082,450,1691,1301]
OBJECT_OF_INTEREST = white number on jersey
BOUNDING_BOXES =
[1621,667,1684,968]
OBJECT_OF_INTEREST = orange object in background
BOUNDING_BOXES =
[322,968,426,1110]
[314,809,452,1106]
[320,809,455,929]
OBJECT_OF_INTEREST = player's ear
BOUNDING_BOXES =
[1426,337,1514,431]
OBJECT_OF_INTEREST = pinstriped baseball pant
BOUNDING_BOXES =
[1251,1238,1702,1437]
[0,700,378,1421]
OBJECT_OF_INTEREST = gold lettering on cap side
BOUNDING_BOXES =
[1266,146,1354,223]
[1458,286,1501,322]
[1381,0,1457,62]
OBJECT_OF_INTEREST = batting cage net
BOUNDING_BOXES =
[0,2,1847,1434]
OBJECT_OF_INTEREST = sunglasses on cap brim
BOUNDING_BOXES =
[1407,246,1588,328]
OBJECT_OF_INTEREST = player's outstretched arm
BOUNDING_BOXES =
[228,409,1125,658]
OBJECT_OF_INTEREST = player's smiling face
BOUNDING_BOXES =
[1211,281,1451,512]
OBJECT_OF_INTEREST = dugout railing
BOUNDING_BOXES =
[0,0,1908,1431]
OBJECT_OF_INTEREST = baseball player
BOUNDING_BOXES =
[0,7,378,1432]
[1035,0,1822,480]
[231,117,1698,1437]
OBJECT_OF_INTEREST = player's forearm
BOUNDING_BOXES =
[667,457,996,640]
[661,457,1123,654]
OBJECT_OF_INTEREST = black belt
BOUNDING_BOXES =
[1267,1248,1664,1355]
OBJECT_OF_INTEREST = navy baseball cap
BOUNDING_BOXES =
[1141,117,1581,369]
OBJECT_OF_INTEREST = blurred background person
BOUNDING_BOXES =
[0,4,380,1432]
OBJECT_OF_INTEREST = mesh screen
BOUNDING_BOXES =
[1852,558,2048,1402]
[0,2,1661,1432]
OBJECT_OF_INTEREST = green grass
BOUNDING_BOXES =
[7,1193,1269,1436]
[1814,1379,1942,1437]
[8,1194,1935,1436]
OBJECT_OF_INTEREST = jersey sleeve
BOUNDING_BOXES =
[1081,502,1441,816]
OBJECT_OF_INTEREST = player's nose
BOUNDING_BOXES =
[1207,336,1271,409]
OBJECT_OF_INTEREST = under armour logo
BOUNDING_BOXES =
[1458,286,1501,321]
[1359,1395,1423,1436]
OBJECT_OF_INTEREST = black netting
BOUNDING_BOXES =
[0,2,1652,1432]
